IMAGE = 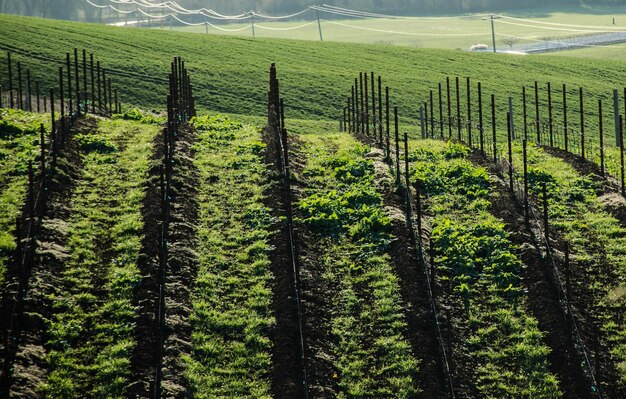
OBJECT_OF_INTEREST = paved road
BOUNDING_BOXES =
[513,31,626,54]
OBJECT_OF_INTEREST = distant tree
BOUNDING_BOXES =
[501,36,520,49]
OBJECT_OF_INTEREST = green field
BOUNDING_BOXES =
[1,13,626,137]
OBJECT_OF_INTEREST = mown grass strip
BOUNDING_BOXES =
[296,133,419,397]
[0,108,49,287]
[410,139,562,398]
[183,116,274,397]
[511,141,626,390]
[40,117,159,398]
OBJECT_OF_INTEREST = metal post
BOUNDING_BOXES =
[507,112,514,192]
[438,82,444,138]
[429,90,434,138]
[456,76,461,141]
[563,83,568,152]
[523,86,528,141]
[26,69,31,112]
[17,62,23,110]
[600,99,605,176]
[446,77,452,139]
[359,73,364,134]
[90,54,95,113]
[395,105,400,185]
[8,52,13,109]
[543,182,549,237]
[36,81,40,113]
[378,76,383,143]
[97,61,101,111]
[548,82,553,147]
[40,124,45,177]
[580,87,585,159]
[424,101,429,138]
[523,139,529,224]
[347,98,351,134]
[535,81,540,143]
[59,67,65,135]
[415,181,422,238]
[66,52,72,114]
[467,77,472,147]
[82,49,87,111]
[429,90,435,138]
[385,86,391,162]
[74,48,80,115]
[103,69,108,112]
[50,89,55,140]
[364,72,369,136]
[404,132,410,202]
[614,89,620,147]
[508,96,515,141]
[371,71,376,139]
[420,107,426,139]
[492,94,497,163]
[478,82,484,155]
[354,78,359,133]
[619,115,626,196]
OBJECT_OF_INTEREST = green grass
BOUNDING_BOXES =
[183,115,274,397]
[295,132,419,397]
[0,108,49,286]
[409,139,561,397]
[1,13,626,135]
[509,141,626,388]
[40,117,159,398]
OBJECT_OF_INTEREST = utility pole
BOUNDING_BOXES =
[316,9,323,42]
[251,11,256,38]
[491,15,497,53]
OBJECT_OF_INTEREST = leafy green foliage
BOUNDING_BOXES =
[112,108,165,125]
[297,133,419,397]
[185,119,274,396]
[39,118,159,398]
[412,139,562,397]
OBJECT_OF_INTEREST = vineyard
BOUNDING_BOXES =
[1,12,626,399]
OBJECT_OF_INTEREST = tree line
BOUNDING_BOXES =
[0,0,625,21]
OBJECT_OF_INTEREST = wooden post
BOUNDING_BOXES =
[523,86,528,141]
[371,71,376,138]
[66,52,73,114]
[429,90,434,138]
[492,94,497,163]
[395,105,400,185]
[378,76,383,143]
[548,81,553,147]
[523,139,529,224]
[364,72,369,136]
[600,99,605,176]
[467,77,472,147]
[507,111,514,192]
[90,54,95,113]
[580,87,585,159]
[354,78,359,133]
[456,76,461,141]
[438,82,444,138]
[563,83,568,152]
[17,62,23,110]
[446,77,452,139]
[478,82,484,155]
[8,52,13,109]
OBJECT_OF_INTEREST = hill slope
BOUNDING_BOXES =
[1,14,626,126]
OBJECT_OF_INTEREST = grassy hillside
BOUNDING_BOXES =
[1,14,626,128]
